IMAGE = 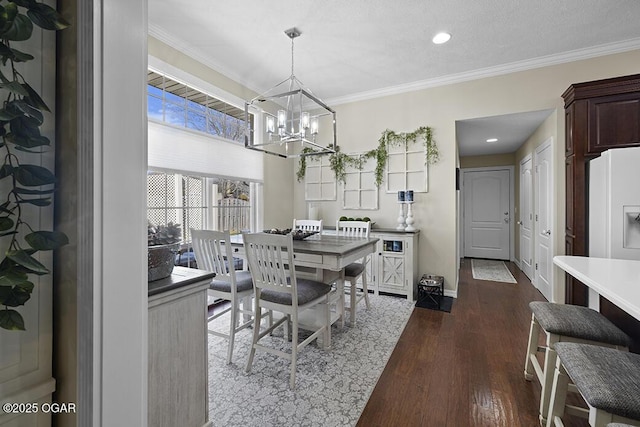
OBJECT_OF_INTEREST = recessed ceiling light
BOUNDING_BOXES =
[432,32,451,44]
[486,138,498,143]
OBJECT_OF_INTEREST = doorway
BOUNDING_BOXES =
[462,167,514,260]
[534,138,553,301]
[519,154,534,279]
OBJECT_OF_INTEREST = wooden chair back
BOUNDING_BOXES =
[243,232,299,305]
[293,219,323,233]
[336,220,371,238]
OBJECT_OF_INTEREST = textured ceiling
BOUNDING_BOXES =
[148,0,640,155]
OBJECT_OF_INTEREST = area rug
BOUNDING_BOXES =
[471,258,517,283]
[207,295,414,426]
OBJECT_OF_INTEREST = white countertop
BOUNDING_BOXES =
[553,255,640,321]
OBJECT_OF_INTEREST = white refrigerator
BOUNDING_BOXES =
[589,146,640,308]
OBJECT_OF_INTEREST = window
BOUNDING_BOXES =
[147,172,206,242]
[147,171,257,242]
[147,70,253,144]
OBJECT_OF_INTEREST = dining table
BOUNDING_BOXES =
[228,232,379,345]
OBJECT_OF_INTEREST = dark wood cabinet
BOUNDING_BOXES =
[563,73,640,348]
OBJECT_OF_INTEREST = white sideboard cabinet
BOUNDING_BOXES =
[366,229,420,301]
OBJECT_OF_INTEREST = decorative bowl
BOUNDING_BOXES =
[148,243,179,282]
[263,228,318,240]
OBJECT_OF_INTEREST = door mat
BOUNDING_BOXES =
[471,259,517,283]
[415,295,453,313]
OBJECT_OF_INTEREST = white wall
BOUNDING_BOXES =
[292,49,640,295]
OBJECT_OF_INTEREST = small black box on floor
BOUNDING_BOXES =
[417,274,444,308]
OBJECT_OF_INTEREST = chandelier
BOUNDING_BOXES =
[244,28,337,158]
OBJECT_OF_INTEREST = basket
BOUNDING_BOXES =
[148,244,179,282]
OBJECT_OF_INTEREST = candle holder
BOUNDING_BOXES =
[396,201,406,230]
[405,201,416,231]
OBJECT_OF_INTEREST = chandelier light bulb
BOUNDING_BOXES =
[277,110,287,129]
[265,115,275,134]
[301,112,310,129]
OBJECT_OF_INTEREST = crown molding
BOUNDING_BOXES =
[327,38,640,106]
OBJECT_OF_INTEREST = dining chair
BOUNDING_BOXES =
[191,229,263,365]
[293,219,323,233]
[243,231,332,389]
[336,220,371,326]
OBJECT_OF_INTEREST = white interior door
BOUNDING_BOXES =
[519,155,534,279]
[463,169,510,259]
[535,141,553,301]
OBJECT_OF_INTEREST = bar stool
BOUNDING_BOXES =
[524,302,631,425]
[547,342,640,427]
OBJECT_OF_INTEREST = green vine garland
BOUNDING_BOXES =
[296,126,439,187]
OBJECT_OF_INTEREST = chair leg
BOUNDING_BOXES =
[338,277,346,329]
[546,357,570,427]
[324,296,331,349]
[540,334,559,425]
[245,298,261,374]
[362,272,370,309]
[226,298,237,364]
[350,279,357,326]
[524,313,540,381]
[290,318,299,389]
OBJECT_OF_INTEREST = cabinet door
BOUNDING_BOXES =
[587,93,640,155]
[379,253,406,292]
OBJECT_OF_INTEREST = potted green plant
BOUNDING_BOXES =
[147,221,182,282]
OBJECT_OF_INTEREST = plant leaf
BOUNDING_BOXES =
[12,0,37,8]
[10,114,42,137]
[14,145,45,154]
[17,197,51,206]
[9,46,33,62]
[1,13,33,41]
[27,3,69,31]
[12,99,43,123]
[8,134,49,148]
[0,164,13,179]
[0,80,28,96]
[0,269,28,286]
[0,285,31,306]
[21,82,49,112]
[13,187,54,195]
[0,308,25,330]
[6,250,49,274]
[0,216,13,231]
[25,230,68,250]
[0,107,22,121]
[14,164,55,186]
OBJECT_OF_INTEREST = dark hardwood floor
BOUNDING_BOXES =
[357,258,589,427]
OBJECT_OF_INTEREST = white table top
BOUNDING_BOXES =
[553,255,640,321]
